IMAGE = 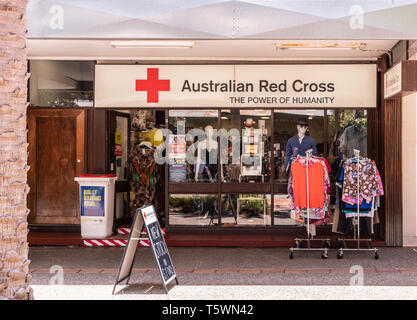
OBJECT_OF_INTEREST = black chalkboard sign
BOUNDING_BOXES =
[112,205,178,294]
[140,205,177,285]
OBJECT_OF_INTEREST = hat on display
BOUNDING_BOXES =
[244,118,255,128]
[296,119,309,126]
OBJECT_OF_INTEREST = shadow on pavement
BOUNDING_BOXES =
[114,282,176,295]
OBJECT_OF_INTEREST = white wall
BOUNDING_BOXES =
[402,92,417,246]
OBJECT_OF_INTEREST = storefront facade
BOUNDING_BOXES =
[26,1,417,246]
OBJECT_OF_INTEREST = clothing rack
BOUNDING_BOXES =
[337,149,379,259]
[289,150,330,259]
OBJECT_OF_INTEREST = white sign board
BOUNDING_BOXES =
[95,64,377,109]
[384,62,402,99]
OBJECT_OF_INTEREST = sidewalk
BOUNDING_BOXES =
[29,246,417,299]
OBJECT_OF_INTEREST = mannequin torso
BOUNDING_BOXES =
[285,124,317,169]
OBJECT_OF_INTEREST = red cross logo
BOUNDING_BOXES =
[136,68,170,103]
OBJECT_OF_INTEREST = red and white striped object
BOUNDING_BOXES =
[83,239,150,247]
[117,227,166,235]
[117,228,130,235]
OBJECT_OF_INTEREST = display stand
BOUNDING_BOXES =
[337,149,379,259]
[240,128,264,183]
[289,150,330,259]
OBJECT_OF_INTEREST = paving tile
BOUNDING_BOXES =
[398,269,417,274]
[176,269,194,273]
[307,269,331,274]
[78,269,103,274]
[30,268,49,274]
[375,268,400,273]
[63,268,82,274]
[261,268,285,274]
[99,268,118,274]
[193,269,216,274]
[215,269,237,274]
[131,268,149,273]
[284,269,308,274]
[144,269,158,273]
[239,269,261,274]
[330,269,351,274]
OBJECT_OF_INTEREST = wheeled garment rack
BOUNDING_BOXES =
[337,149,379,260]
[289,150,330,259]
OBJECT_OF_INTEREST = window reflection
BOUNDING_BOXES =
[169,194,219,226]
[30,60,94,107]
[221,194,271,226]
[168,110,218,183]
[220,109,271,183]
[273,194,297,226]
[327,110,367,163]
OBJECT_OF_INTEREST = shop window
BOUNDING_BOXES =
[326,109,368,199]
[220,109,271,183]
[221,194,271,226]
[273,194,297,226]
[327,110,367,163]
[169,194,219,226]
[168,110,218,183]
[273,110,325,182]
[29,60,94,107]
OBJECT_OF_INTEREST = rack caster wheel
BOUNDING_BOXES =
[321,252,328,259]
[374,252,379,260]
[289,251,294,259]
[337,251,344,259]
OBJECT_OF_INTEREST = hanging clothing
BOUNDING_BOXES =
[291,161,324,208]
[130,144,162,218]
[341,158,384,205]
[287,156,330,225]
[332,157,383,236]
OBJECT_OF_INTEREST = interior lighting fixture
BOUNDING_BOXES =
[110,41,195,48]
[275,42,366,51]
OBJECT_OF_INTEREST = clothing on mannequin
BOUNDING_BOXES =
[285,120,317,169]
[195,125,218,182]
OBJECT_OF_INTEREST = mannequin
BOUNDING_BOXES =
[195,125,218,182]
[285,120,317,169]
[243,117,255,130]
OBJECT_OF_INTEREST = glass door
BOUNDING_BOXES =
[108,111,130,227]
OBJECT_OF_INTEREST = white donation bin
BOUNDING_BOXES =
[74,174,117,238]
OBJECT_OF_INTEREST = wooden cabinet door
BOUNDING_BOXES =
[28,109,85,225]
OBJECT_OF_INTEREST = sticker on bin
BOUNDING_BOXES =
[81,186,105,217]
